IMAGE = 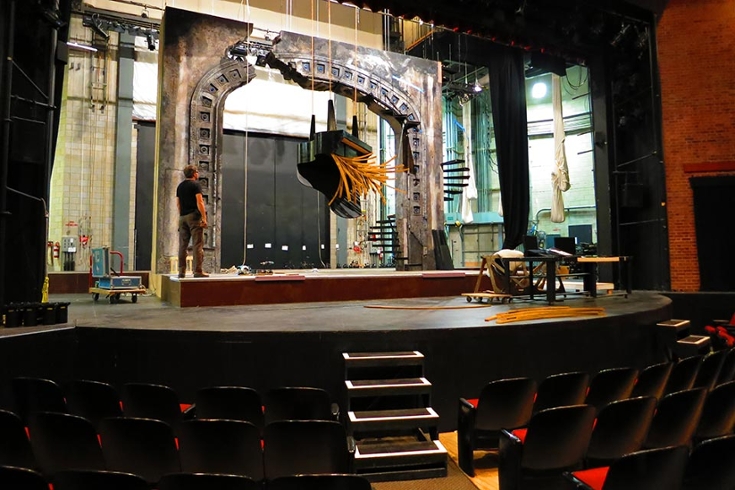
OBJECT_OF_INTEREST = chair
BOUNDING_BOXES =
[263,420,352,480]
[122,383,187,431]
[567,445,689,490]
[178,419,264,479]
[693,349,728,391]
[65,380,123,429]
[99,417,181,485]
[584,367,639,412]
[0,465,49,490]
[53,469,149,490]
[665,355,704,395]
[194,386,264,428]
[486,250,536,296]
[263,387,337,424]
[158,473,261,490]
[28,412,106,476]
[716,348,735,386]
[498,404,596,490]
[630,361,673,400]
[694,379,735,442]
[682,434,735,490]
[268,474,373,490]
[533,371,590,414]
[11,377,67,423]
[585,396,657,467]
[644,388,707,449]
[457,377,538,476]
[0,409,36,469]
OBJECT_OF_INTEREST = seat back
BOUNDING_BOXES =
[645,388,707,449]
[716,348,735,386]
[476,377,537,431]
[533,372,590,414]
[11,377,67,423]
[601,445,689,490]
[99,417,180,485]
[0,465,49,490]
[29,412,106,476]
[683,434,735,490]
[178,419,264,479]
[665,356,704,396]
[585,367,639,412]
[694,349,728,391]
[263,420,351,479]
[521,404,596,471]
[195,386,264,428]
[268,474,373,490]
[586,396,656,466]
[122,383,183,430]
[264,387,334,423]
[0,409,36,469]
[158,473,261,490]
[631,361,673,400]
[65,380,123,429]
[53,469,150,490]
[694,380,735,442]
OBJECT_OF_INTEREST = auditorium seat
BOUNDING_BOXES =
[99,417,180,485]
[122,383,188,432]
[630,361,673,400]
[498,404,596,490]
[584,367,639,412]
[682,434,735,490]
[194,386,264,428]
[263,420,353,480]
[65,380,123,429]
[11,377,67,423]
[28,412,106,476]
[716,348,735,386]
[178,419,263,479]
[532,371,589,414]
[263,387,338,424]
[268,473,373,490]
[584,396,656,468]
[693,349,728,391]
[0,465,49,490]
[566,445,689,490]
[457,377,537,476]
[665,355,704,396]
[644,388,707,449]
[158,472,261,490]
[0,409,37,469]
[693,380,735,443]
[53,469,149,490]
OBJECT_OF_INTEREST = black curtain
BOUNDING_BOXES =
[487,47,529,250]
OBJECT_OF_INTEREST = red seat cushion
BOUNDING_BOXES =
[466,398,479,408]
[572,467,610,490]
[512,428,528,443]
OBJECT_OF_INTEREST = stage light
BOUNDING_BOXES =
[473,82,482,93]
[531,82,547,99]
[146,33,156,51]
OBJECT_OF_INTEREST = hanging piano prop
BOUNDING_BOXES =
[297,101,404,219]
[442,159,470,201]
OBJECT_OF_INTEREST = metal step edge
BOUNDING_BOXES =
[348,407,439,423]
[345,378,431,390]
[343,351,424,361]
[355,439,447,459]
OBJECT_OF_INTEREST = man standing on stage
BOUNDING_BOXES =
[176,164,209,278]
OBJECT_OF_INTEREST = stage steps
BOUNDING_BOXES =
[343,351,447,482]
[656,319,712,357]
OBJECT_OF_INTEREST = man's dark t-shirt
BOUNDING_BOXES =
[177,180,203,216]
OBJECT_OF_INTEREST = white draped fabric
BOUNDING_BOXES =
[460,100,478,224]
[550,73,571,223]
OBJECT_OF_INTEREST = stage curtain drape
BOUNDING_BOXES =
[487,47,530,250]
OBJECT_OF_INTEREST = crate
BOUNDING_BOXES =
[97,275,142,289]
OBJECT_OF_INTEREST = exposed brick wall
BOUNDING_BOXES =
[658,0,735,291]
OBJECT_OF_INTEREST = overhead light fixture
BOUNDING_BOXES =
[473,82,482,93]
[67,41,97,52]
[531,82,547,99]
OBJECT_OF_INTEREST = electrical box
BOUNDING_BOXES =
[61,236,77,253]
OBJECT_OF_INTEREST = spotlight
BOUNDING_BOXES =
[531,82,547,99]
[146,33,156,51]
[473,82,482,93]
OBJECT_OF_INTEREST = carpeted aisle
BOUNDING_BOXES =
[371,459,479,490]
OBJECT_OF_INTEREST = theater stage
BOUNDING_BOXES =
[0,283,672,432]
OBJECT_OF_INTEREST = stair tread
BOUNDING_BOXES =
[349,407,438,421]
[355,439,446,457]
[344,351,423,360]
[347,377,429,389]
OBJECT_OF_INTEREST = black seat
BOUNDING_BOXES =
[11,377,67,423]
[158,473,261,490]
[630,361,673,400]
[122,383,187,431]
[532,371,589,414]
[194,386,264,428]
[716,348,735,386]
[694,379,735,442]
[99,417,181,485]
[585,396,657,467]
[178,419,263,479]
[665,355,704,395]
[683,434,735,490]
[0,465,49,490]
[263,420,352,480]
[264,387,337,423]
[0,409,36,469]
[28,412,106,476]
[567,445,689,490]
[268,474,373,490]
[644,388,707,449]
[693,349,728,391]
[458,377,538,476]
[584,367,639,412]
[53,469,149,490]
[65,380,123,429]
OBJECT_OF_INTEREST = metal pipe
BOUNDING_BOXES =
[535,205,597,222]
[0,0,16,310]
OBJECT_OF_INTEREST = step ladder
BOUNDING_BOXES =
[343,351,447,482]
[656,319,712,358]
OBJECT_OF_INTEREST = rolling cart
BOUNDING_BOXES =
[89,247,145,304]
